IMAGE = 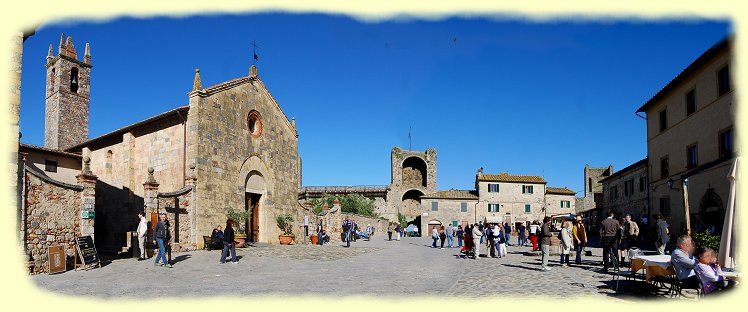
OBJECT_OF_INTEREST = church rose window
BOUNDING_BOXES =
[248,110,263,138]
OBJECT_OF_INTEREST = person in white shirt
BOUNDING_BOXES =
[136,211,148,260]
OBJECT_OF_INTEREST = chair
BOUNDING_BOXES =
[670,260,702,299]
[624,248,645,281]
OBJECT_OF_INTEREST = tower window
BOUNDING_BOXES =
[70,67,79,93]
[50,68,56,86]
[106,150,113,175]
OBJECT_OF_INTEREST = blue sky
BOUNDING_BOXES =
[19,14,731,194]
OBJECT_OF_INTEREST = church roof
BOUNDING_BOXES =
[66,106,189,152]
[546,187,576,195]
[421,189,479,200]
[478,172,546,184]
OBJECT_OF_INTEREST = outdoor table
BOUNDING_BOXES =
[631,255,675,282]
[720,271,739,282]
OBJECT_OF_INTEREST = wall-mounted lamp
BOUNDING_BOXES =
[667,178,674,189]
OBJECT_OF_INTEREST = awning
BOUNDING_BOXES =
[484,215,502,224]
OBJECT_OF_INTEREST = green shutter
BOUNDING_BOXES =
[525,204,531,212]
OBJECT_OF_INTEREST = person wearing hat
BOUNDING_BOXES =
[152,212,172,268]
[572,215,587,264]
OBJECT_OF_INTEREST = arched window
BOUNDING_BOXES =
[70,67,79,93]
[247,110,263,138]
[105,150,113,175]
[50,68,56,87]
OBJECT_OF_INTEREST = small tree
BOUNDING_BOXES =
[226,207,250,235]
[276,213,294,236]
[692,230,720,251]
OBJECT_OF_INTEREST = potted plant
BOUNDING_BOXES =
[226,208,250,247]
[276,213,295,245]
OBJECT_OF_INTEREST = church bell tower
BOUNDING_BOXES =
[44,33,92,150]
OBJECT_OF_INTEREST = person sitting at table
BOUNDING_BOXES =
[670,235,700,289]
[694,247,735,294]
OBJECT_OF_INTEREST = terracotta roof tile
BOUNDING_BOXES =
[20,143,82,158]
[478,172,546,184]
[546,187,576,195]
[421,189,479,200]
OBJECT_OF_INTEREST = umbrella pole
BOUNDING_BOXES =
[682,179,691,236]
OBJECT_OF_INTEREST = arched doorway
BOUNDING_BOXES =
[402,157,427,188]
[427,220,442,237]
[245,171,265,242]
[695,188,724,234]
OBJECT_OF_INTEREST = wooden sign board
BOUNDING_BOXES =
[75,235,101,270]
[47,245,66,274]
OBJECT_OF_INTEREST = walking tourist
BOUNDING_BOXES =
[478,223,485,245]
[624,214,639,249]
[503,222,512,246]
[655,214,670,255]
[487,225,496,257]
[472,223,482,259]
[342,216,353,247]
[395,223,402,241]
[136,211,148,260]
[220,219,238,264]
[439,225,447,249]
[694,247,735,294]
[517,223,526,246]
[529,220,540,251]
[152,213,172,268]
[317,224,324,245]
[387,224,393,241]
[600,210,620,271]
[431,226,439,248]
[456,225,464,248]
[559,221,573,266]
[539,217,552,271]
[572,216,587,264]
[446,224,454,248]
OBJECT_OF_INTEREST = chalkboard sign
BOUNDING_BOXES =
[75,236,101,270]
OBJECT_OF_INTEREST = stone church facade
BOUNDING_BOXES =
[24,34,301,255]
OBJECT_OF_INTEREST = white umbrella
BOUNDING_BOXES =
[719,157,739,269]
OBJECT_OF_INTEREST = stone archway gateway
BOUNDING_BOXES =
[237,155,275,244]
[696,188,725,234]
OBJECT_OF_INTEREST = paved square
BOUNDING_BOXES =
[31,236,672,300]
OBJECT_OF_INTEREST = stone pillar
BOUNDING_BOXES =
[143,167,159,215]
[184,164,197,247]
[76,156,98,238]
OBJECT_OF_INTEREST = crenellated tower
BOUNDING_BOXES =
[45,33,92,150]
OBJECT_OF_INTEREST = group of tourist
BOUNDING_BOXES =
[387,223,403,241]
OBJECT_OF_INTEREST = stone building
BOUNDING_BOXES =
[386,147,437,223]
[21,34,302,254]
[578,164,613,226]
[598,158,650,222]
[545,187,577,217]
[420,190,478,234]
[636,36,735,236]
[475,170,547,226]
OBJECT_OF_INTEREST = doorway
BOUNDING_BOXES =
[246,192,261,242]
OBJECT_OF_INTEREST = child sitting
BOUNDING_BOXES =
[694,247,734,294]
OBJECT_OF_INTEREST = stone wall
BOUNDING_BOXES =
[158,189,195,251]
[22,161,96,274]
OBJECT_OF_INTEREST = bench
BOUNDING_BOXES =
[202,236,223,251]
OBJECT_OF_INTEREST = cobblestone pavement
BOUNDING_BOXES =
[31,236,687,300]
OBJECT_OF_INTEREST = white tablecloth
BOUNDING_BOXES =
[633,255,671,269]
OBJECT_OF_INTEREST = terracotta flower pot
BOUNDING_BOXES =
[310,235,318,245]
[234,236,246,248]
[279,235,294,245]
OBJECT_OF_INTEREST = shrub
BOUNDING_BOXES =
[692,230,720,251]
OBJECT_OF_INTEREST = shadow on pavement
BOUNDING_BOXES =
[502,263,542,271]
[170,254,191,264]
